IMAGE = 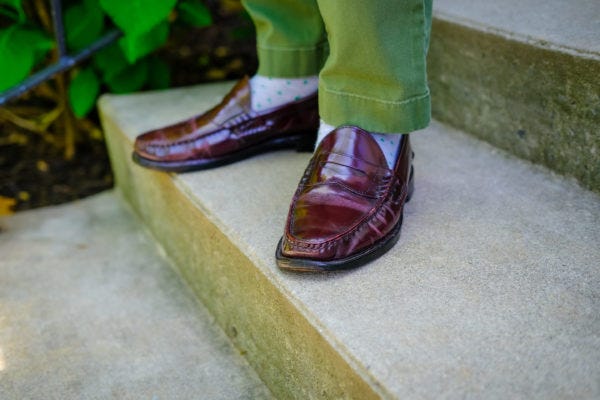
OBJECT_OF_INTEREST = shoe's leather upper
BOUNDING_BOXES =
[134,76,318,162]
[281,126,412,261]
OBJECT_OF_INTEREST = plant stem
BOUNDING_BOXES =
[55,72,76,160]
[33,0,53,32]
[34,0,77,159]
[0,108,47,134]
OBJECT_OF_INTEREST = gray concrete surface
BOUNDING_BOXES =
[0,192,272,400]
[101,83,600,399]
[429,0,600,193]
[434,0,600,56]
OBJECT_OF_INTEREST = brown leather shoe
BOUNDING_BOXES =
[276,126,414,272]
[132,76,319,172]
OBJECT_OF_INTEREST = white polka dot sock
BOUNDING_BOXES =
[369,131,403,169]
[316,120,402,169]
[249,75,318,111]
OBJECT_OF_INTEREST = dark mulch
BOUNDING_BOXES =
[0,132,113,212]
[0,4,257,214]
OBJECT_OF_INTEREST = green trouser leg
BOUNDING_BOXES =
[241,0,328,77]
[317,0,432,133]
[242,0,432,133]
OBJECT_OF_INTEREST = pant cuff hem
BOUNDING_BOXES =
[319,88,431,133]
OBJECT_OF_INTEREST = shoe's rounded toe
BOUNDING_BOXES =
[133,122,196,163]
[133,134,154,160]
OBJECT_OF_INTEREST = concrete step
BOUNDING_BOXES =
[99,82,600,399]
[0,191,272,399]
[429,0,600,193]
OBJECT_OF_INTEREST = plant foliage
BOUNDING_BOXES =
[0,0,215,117]
[0,24,54,90]
[68,67,100,117]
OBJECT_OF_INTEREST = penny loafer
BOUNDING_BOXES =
[276,126,414,272]
[132,76,319,172]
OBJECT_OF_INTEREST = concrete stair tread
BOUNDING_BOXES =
[100,82,600,399]
[434,0,600,56]
[0,191,272,399]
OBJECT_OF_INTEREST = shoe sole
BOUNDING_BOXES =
[132,131,317,173]
[275,167,414,272]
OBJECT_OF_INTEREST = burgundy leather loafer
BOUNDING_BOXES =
[276,126,414,272]
[133,76,318,172]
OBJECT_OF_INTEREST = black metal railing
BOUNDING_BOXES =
[0,0,121,106]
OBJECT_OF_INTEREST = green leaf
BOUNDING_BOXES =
[18,27,55,64]
[148,58,170,90]
[105,58,149,93]
[177,0,212,28]
[99,0,176,37]
[69,67,100,117]
[0,0,21,8]
[118,21,169,64]
[0,0,25,22]
[0,25,54,91]
[65,0,105,50]
[22,29,54,51]
[0,26,32,91]
[92,43,129,81]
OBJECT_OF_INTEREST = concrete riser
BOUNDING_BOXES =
[428,18,600,193]
[101,112,382,399]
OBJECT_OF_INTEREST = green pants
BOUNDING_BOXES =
[242,0,433,133]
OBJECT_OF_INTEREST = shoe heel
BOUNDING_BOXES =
[294,130,317,153]
[406,166,415,203]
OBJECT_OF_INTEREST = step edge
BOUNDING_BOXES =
[433,10,600,61]
[167,152,399,399]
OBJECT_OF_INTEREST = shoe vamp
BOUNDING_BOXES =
[312,161,385,198]
[290,184,377,242]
